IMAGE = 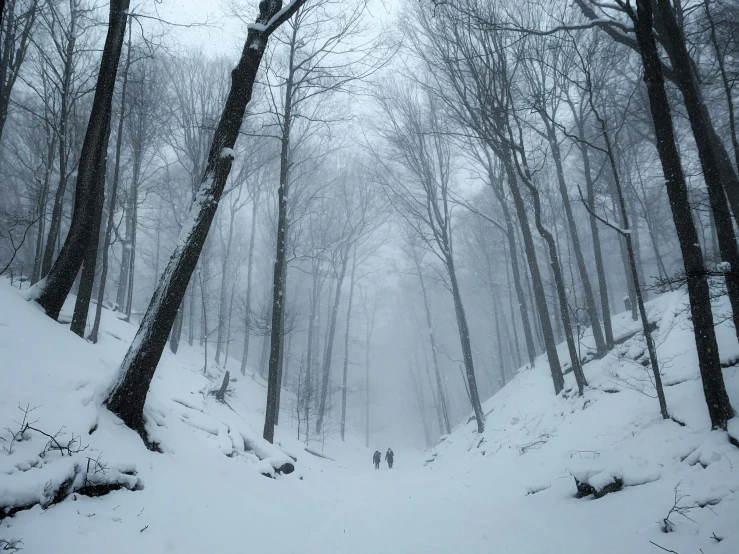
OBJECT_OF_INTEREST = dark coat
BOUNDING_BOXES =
[385,449,394,462]
[373,451,381,464]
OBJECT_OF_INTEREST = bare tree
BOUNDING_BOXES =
[359,283,381,448]
[403,231,451,435]
[88,21,134,343]
[570,37,668,418]
[31,0,131,321]
[260,0,387,443]
[625,0,733,429]
[372,81,485,432]
[406,3,566,394]
[0,0,40,148]
[314,167,385,436]
[519,31,607,357]
[34,0,96,281]
[105,0,308,443]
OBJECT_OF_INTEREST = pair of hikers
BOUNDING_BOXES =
[373,448,394,469]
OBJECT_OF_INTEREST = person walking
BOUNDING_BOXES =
[373,450,381,469]
[385,447,394,469]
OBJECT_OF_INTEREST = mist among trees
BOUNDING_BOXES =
[0,0,737,449]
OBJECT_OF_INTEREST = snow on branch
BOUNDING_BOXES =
[248,0,309,36]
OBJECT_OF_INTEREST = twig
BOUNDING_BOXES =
[649,541,680,554]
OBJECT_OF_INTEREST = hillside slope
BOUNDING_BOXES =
[426,290,739,554]
[0,283,369,553]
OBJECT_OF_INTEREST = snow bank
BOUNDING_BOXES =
[426,290,739,553]
[0,282,340,551]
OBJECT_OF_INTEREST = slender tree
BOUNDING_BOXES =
[32,0,131,320]
[627,0,734,429]
[105,0,309,442]
[373,82,485,432]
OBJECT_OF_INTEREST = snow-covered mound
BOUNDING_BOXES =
[425,290,739,553]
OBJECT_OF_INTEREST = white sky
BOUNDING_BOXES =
[152,0,397,56]
[149,0,246,56]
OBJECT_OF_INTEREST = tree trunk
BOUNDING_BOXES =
[124,163,139,319]
[418,328,444,435]
[364,320,371,448]
[414,255,451,434]
[199,269,209,374]
[89,31,131,344]
[590,93,669,419]
[517,159,587,394]
[625,174,648,299]
[498,144,565,394]
[604,166,638,320]
[70,118,109,337]
[503,243,522,367]
[215,209,236,364]
[105,0,305,442]
[199,247,210,346]
[115,190,131,309]
[31,125,57,285]
[240,191,260,375]
[634,162,669,279]
[545,236,564,343]
[273,252,289,426]
[492,290,506,387]
[576,119,614,349]
[187,280,194,346]
[223,277,237,362]
[408,351,431,448]
[655,0,739,343]
[316,250,350,435]
[304,266,322,441]
[485,153,536,366]
[340,247,357,441]
[543,120,606,355]
[259,320,270,378]
[34,1,130,320]
[633,0,734,429]
[446,254,485,432]
[263,18,298,442]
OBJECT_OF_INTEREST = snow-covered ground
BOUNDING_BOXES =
[1,282,738,553]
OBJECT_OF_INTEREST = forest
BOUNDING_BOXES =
[0,0,738,552]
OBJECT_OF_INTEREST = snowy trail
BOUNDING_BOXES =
[6,441,718,554]
[266,452,625,554]
[253,454,580,554]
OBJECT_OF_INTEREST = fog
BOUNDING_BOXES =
[0,0,732,454]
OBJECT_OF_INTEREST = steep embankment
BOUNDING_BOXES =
[425,290,739,553]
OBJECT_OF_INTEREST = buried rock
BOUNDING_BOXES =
[574,471,624,499]
[256,459,295,479]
